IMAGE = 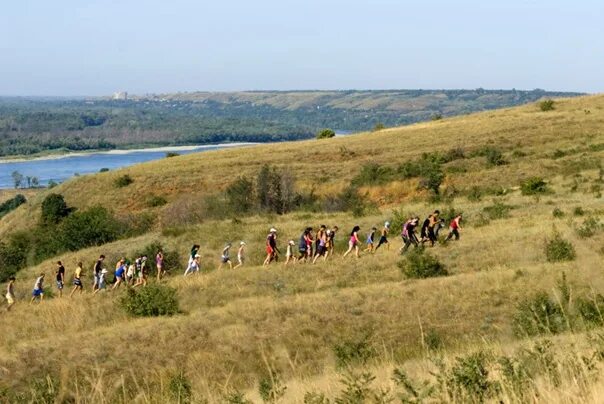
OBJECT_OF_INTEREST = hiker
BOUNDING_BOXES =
[93,269,108,294]
[185,245,200,274]
[218,243,233,270]
[55,261,66,298]
[156,249,165,281]
[111,259,127,290]
[184,254,201,276]
[312,225,328,263]
[401,217,420,253]
[5,276,16,311]
[263,228,279,266]
[234,241,246,269]
[374,222,391,251]
[285,240,297,266]
[326,226,339,257]
[305,227,314,260]
[93,255,105,291]
[69,262,84,297]
[298,228,311,263]
[126,259,136,285]
[421,210,440,246]
[30,273,45,303]
[342,226,361,258]
[364,227,377,253]
[134,256,148,287]
[445,214,463,241]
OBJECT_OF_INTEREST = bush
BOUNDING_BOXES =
[482,201,513,220]
[513,292,567,336]
[58,206,120,251]
[351,163,394,186]
[539,99,555,111]
[333,333,376,368]
[146,195,167,208]
[165,152,180,158]
[372,122,385,131]
[99,167,110,172]
[484,147,506,167]
[575,217,601,238]
[114,174,134,188]
[258,370,287,403]
[398,248,448,279]
[552,208,565,218]
[169,371,192,403]
[467,186,483,202]
[0,194,26,218]
[545,233,576,262]
[120,284,179,317]
[40,193,70,225]
[450,351,495,401]
[316,128,335,139]
[226,176,255,213]
[521,177,548,195]
[573,206,586,216]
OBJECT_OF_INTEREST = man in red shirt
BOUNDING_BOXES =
[446,214,463,241]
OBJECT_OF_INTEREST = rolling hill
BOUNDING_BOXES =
[0,94,603,403]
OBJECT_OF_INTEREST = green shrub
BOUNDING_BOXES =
[47,180,58,189]
[513,292,567,336]
[120,284,179,317]
[226,176,256,213]
[224,390,253,404]
[552,208,565,218]
[575,217,601,238]
[169,371,192,403]
[303,391,330,404]
[545,234,576,262]
[165,151,180,158]
[372,122,385,131]
[146,195,167,208]
[40,193,70,225]
[450,351,495,401]
[351,163,394,186]
[431,113,443,121]
[467,186,482,202]
[58,206,120,251]
[114,174,134,188]
[398,248,448,279]
[539,99,555,111]
[258,370,287,403]
[573,206,586,216]
[0,194,26,218]
[482,201,513,220]
[576,295,604,327]
[316,128,335,139]
[99,167,110,172]
[484,147,506,167]
[333,333,376,368]
[521,177,548,195]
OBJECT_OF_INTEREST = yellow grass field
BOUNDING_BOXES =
[1,95,603,403]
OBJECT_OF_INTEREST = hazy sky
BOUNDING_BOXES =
[1,0,602,96]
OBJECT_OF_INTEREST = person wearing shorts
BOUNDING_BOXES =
[30,273,45,304]
[263,228,278,266]
[93,255,105,291]
[342,226,361,258]
[184,254,201,276]
[55,261,65,298]
[312,225,328,264]
[156,250,165,281]
[70,262,84,297]
[5,276,16,311]
[234,241,246,269]
[218,243,233,270]
[111,260,126,290]
[375,222,391,251]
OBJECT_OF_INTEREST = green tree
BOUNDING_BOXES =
[226,176,255,212]
[11,171,23,189]
[316,128,336,139]
[40,193,70,225]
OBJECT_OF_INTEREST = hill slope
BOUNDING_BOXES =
[0,95,603,402]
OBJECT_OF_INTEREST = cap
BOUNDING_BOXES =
[270,228,277,233]
[289,240,295,245]
[240,241,246,246]
[194,254,201,258]
[385,221,390,227]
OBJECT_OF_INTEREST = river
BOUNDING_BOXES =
[0,143,254,189]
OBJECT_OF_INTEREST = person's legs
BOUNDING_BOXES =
[342,242,354,258]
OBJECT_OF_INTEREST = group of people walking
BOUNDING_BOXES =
[4,210,462,310]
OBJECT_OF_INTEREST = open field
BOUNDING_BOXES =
[1,95,603,402]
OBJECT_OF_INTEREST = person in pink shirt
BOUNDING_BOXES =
[342,225,361,258]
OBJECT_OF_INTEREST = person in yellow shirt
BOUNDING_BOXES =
[5,276,16,311]
[70,262,84,297]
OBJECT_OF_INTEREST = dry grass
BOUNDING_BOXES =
[1,95,604,402]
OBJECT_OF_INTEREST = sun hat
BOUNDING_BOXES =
[240,241,246,246]
[270,228,277,233]
[289,240,295,245]
[194,254,201,258]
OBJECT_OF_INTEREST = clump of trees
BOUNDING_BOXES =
[11,171,40,189]
[0,194,26,218]
[316,128,335,139]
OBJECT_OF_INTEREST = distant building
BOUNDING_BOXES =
[113,91,128,100]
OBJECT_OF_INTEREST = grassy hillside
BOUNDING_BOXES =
[1,95,603,402]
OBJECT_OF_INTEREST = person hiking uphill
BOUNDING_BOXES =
[342,226,361,258]
[401,217,420,253]
[297,227,312,263]
[421,210,440,246]
[364,227,377,253]
[445,214,463,241]
[374,222,391,251]
[69,262,84,297]
[5,276,16,311]
[30,273,45,304]
[218,243,233,270]
[312,225,328,263]
[263,228,279,266]
[185,245,200,274]
[234,241,246,269]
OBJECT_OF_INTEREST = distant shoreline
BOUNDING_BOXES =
[0,142,258,164]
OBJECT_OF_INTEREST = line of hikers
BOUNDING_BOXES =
[4,211,462,308]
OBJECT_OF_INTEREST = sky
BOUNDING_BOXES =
[0,0,602,96]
